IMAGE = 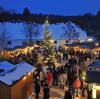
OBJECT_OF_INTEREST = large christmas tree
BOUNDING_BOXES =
[38,17,57,66]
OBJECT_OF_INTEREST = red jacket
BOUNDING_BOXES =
[73,79,81,88]
[46,72,53,85]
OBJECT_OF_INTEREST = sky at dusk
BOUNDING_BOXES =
[0,0,100,15]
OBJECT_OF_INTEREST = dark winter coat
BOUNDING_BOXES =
[34,82,40,94]
[64,91,72,99]
[68,58,77,65]
[43,87,50,99]
[87,89,92,99]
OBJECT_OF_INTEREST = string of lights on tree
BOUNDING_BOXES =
[37,17,57,65]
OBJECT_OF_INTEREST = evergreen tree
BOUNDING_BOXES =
[38,17,57,66]
[23,8,30,16]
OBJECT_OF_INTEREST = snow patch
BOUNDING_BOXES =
[0,62,34,85]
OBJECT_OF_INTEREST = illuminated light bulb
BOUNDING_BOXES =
[95,43,99,46]
[28,72,31,76]
[23,76,26,80]
[96,85,100,90]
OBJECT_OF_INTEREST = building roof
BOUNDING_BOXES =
[0,61,14,71]
[0,22,87,40]
[88,60,100,68]
[80,45,90,49]
[86,60,100,84]
[0,62,34,86]
[86,70,100,84]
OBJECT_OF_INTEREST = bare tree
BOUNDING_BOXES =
[62,22,80,44]
[23,22,40,45]
[0,23,11,50]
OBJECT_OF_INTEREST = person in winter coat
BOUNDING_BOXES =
[59,73,67,88]
[40,71,44,86]
[64,85,72,99]
[33,70,38,81]
[43,83,50,99]
[53,69,58,86]
[81,80,87,97]
[46,70,53,87]
[34,81,40,99]
[73,77,81,97]
[68,56,77,65]
[87,84,92,99]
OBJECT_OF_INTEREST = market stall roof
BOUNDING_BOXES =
[5,45,33,51]
[80,45,90,49]
[64,42,81,47]
[0,62,34,86]
[0,22,87,40]
[0,61,14,71]
[88,60,100,68]
[86,70,100,84]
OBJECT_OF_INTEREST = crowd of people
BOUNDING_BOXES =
[9,46,100,66]
[10,49,38,65]
[32,46,99,99]
[33,58,93,99]
[8,46,100,99]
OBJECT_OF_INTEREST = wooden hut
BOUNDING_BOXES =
[0,62,34,99]
[87,60,100,99]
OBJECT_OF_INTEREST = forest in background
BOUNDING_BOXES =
[0,7,100,41]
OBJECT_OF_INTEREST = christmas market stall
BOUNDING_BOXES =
[0,62,34,99]
[80,44,90,51]
[1,45,35,60]
[86,60,100,99]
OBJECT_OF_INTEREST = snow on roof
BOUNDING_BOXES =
[0,76,13,85]
[0,61,14,71]
[39,22,87,40]
[89,60,100,68]
[0,61,13,66]
[0,62,34,86]
[0,22,87,40]
[59,22,87,40]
